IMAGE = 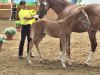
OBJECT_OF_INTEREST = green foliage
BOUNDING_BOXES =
[0,35,5,44]
[16,2,37,6]
[4,27,17,35]
[0,0,8,3]
[26,2,37,6]
[15,21,21,27]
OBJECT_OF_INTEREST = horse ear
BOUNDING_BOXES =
[37,0,40,5]
[38,0,44,5]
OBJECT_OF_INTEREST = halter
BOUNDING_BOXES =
[37,0,49,18]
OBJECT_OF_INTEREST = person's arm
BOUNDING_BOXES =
[24,14,39,20]
[23,16,34,20]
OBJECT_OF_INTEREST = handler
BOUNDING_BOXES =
[18,1,38,59]
[11,3,17,20]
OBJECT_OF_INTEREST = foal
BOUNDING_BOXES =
[28,8,89,68]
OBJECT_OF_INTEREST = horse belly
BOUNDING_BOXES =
[91,17,100,30]
[72,20,87,32]
[44,27,60,38]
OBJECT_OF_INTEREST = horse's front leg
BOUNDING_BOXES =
[65,37,72,65]
[60,34,71,68]
[35,33,46,61]
[57,40,63,61]
[57,37,71,61]
[27,34,38,64]
[85,31,97,65]
[60,36,66,68]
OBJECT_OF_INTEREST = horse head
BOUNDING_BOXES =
[37,0,50,18]
[39,0,50,10]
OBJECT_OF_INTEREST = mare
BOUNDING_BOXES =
[28,8,87,68]
[38,0,100,66]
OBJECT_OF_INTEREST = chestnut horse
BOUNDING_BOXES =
[38,0,100,66]
[28,8,88,68]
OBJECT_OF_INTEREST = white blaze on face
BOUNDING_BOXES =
[43,2,47,6]
[37,0,40,5]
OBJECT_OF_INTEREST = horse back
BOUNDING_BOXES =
[86,4,100,16]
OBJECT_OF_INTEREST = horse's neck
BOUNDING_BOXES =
[47,0,72,15]
[51,5,66,15]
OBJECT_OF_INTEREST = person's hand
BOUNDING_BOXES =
[33,14,39,19]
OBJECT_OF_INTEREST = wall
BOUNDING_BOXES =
[0,5,39,20]
[0,4,11,20]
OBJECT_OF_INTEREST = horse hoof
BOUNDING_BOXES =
[57,59,61,62]
[62,66,66,69]
[68,63,72,66]
[57,58,62,61]
[28,61,32,65]
[57,59,60,61]
[30,55,35,58]
[38,58,43,63]
[39,60,43,64]
[85,61,91,66]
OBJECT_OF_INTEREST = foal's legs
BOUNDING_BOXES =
[27,33,46,64]
[60,36,67,68]
[35,33,46,60]
[67,37,71,58]
[27,35,37,64]
[57,40,63,60]
[65,37,72,65]
[60,34,71,68]
[57,37,71,61]
[85,31,97,65]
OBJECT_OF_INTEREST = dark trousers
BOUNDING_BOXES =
[18,25,32,56]
[11,11,16,20]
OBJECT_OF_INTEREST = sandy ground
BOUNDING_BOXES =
[0,9,100,75]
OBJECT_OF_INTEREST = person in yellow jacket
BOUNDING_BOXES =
[18,1,38,59]
[28,9,37,25]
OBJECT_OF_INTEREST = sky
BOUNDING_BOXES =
[81,0,100,4]
[14,0,37,4]
[68,0,100,4]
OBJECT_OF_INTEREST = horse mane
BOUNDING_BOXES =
[46,0,67,7]
[45,0,68,15]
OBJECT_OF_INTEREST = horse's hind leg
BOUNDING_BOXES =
[35,33,46,61]
[85,31,97,65]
